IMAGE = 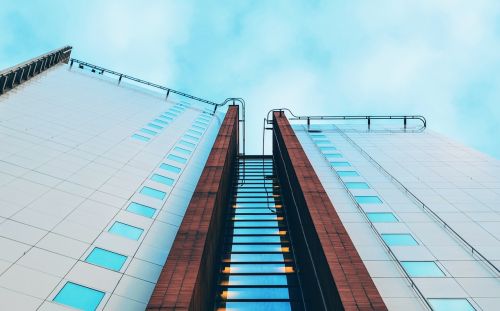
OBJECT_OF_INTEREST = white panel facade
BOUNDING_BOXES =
[0,63,226,310]
[293,124,500,311]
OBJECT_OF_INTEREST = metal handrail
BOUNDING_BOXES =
[336,126,500,276]
[264,108,427,131]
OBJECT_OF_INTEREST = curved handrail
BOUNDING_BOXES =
[264,108,427,131]
[337,127,500,276]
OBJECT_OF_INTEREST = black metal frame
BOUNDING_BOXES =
[0,46,72,95]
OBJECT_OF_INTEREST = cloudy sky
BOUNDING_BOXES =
[1,0,499,157]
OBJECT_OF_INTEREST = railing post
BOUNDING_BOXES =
[307,117,310,131]
[404,116,407,130]
[368,117,371,130]
[165,89,170,100]
[118,74,122,85]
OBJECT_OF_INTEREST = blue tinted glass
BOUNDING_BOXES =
[170,107,182,113]
[131,134,150,142]
[140,187,166,200]
[167,154,187,164]
[164,112,177,117]
[187,129,203,136]
[194,121,207,127]
[401,261,445,277]
[85,247,127,271]
[184,134,200,142]
[366,213,398,223]
[330,161,351,167]
[309,134,326,138]
[160,163,181,173]
[225,288,290,300]
[148,123,163,130]
[153,118,168,125]
[109,222,143,240]
[320,146,337,151]
[151,174,174,186]
[140,128,157,136]
[223,302,291,310]
[337,171,360,177]
[381,233,418,246]
[192,124,205,131]
[179,140,196,148]
[53,282,104,311]
[127,202,156,218]
[314,139,330,145]
[428,299,475,311]
[345,182,370,189]
[325,153,343,158]
[159,115,173,121]
[174,147,191,155]
[227,275,288,286]
[355,196,382,204]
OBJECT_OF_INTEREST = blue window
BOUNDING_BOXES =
[179,140,196,148]
[310,134,326,138]
[381,233,418,246]
[184,134,200,142]
[109,222,143,240]
[367,212,398,223]
[151,174,174,186]
[131,134,150,142]
[330,161,351,167]
[337,171,359,177]
[314,139,330,145]
[401,261,445,277]
[187,129,203,136]
[160,163,181,174]
[320,146,337,151]
[170,107,182,113]
[345,182,370,189]
[153,118,168,125]
[325,153,343,159]
[148,123,163,130]
[159,115,173,121]
[194,121,207,127]
[355,196,382,204]
[85,247,127,271]
[174,146,191,155]
[192,124,205,131]
[127,202,156,218]
[428,299,475,311]
[167,154,187,164]
[140,128,157,136]
[196,118,209,124]
[53,282,104,311]
[140,186,166,200]
[164,112,177,117]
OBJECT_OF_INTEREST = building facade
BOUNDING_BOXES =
[0,47,498,311]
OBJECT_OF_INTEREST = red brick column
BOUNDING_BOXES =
[273,111,387,311]
[147,106,239,311]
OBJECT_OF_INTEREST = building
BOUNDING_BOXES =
[0,47,498,311]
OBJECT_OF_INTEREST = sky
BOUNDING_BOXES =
[1,0,499,158]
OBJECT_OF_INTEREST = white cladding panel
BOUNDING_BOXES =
[294,124,500,311]
[0,63,225,310]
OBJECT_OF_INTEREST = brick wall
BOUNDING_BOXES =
[273,111,387,311]
[147,106,239,311]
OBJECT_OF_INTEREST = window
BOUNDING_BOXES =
[324,153,342,159]
[309,134,326,138]
[366,212,398,223]
[127,202,156,218]
[196,118,209,124]
[109,222,143,240]
[159,115,173,121]
[401,261,445,277]
[131,134,150,142]
[160,163,181,174]
[314,139,330,145]
[223,288,289,300]
[194,120,207,127]
[192,124,205,131]
[337,171,359,177]
[153,118,168,125]
[184,134,200,142]
[167,154,187,164]
[428,299,475,311]
[355,196,382,204]
[187,129,203,136]
[85,247,127,271]
[381,233,418,246]
[330,161,351,167]
[140,186,166,200]
[164,112,177,117]
[174,147,192,155]
[53,282,104,311]
[151,174,174,186]
[319,146,337,151]
[179,140,196,148]
[140,128,157,136]
[345,182,370,189]
[148,123,163,130]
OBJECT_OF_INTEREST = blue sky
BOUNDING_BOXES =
[1,0,499,157]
